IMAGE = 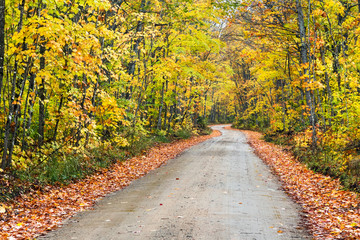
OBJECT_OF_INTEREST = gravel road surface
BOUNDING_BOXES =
[40,125,311,240]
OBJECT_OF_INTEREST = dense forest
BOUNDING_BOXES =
[2,0,360,191]
[0,0,235,182]
[227,0,360,190]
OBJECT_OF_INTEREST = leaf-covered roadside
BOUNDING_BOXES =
[0,130,221,240]
[241,129,360,239]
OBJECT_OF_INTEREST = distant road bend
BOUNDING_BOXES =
[41,125,310,240]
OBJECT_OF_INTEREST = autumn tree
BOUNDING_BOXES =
[0,0,230,173]
[227,0,360,187]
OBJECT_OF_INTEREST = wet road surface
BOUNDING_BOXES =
[40,125,311,240]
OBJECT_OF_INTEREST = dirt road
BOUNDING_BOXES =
[40,125,310,240]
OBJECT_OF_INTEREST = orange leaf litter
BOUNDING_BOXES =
[0,130,221,240]
[235,128,360,240]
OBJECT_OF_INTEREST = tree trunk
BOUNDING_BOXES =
[0,0,5,102]
[162,80,168,129]
[320,46,333,127]
[38,41,46,147]
[52,95,64,141]
[21,73,36,150]
[296,0,317,147]
[157,82,165,130]
[203,92,207,119]
[1,63,17,169]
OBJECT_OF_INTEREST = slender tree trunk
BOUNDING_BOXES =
[157,82,165,130]
[130,0,150,126]
[127,0,146,83]
[320,47,333,127]
[1,64,17,169]
[132,76,147,127]
[203,92,207,118]
[21,73,36,150]
[52,96,63,141]
[296,0,317,147]
[0,0,4,102]
[17,0,25,32]
[38,41,46,147]
[281,86,287,131]
[26,73,35,129]
[167,105,174,133]
[162,80,168,129]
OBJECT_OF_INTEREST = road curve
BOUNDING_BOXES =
[40,125,311,240]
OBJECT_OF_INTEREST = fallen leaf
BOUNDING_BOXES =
[239,128,360,239]
[0,206,5,213]
[0,131,221,239]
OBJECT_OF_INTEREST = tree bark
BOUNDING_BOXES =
[0,0,5,102]
[38,41,46,147]
[1,63,17,169]
[296,0,317,147]
[157,82,165,130]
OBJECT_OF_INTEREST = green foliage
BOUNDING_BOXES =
[174,128,192,139]
[155,130,172,143]
[233,115,270,132]
[263,130,360,192]
[15,145,125,185]
[196,116,207,129]
[39,156,85,184]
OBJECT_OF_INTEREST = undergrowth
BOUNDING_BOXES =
[233,123,360,193]
[1,126,212,202]
[264,130,360,193]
